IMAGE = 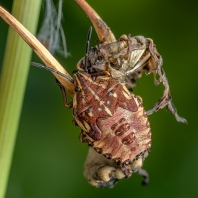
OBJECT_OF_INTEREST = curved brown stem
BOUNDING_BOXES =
[0,6,75,97]
[75,0,116,44]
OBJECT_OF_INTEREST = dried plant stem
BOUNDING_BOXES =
[0,5,74,97]
[0,1,42,197]
[75,0,116,43]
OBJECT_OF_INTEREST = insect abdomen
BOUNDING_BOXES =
[93,104,151,164]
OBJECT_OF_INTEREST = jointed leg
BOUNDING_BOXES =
[146,39,187,123]
[137,168,149,186]
[55,78,73,108]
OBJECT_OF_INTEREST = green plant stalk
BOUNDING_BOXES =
[0,0,42,197]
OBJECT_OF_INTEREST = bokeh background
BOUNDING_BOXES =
[0,0,198,197]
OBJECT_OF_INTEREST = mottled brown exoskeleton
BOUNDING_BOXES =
[72,71,151,178]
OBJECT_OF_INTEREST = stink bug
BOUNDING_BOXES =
[72,71,151,179]
[32,22,186,186]
[32,68,151,183]
[32,27,151,183]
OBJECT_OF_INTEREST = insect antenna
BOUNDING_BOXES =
[31,62,74,83]
[85,26,92,72]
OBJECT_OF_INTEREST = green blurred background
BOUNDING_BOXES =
[0,0,197,197]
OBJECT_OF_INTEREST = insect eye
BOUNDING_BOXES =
[75,87,81,92]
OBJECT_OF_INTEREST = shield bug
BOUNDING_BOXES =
[32,22,187,185]
[72,71,151,178]
[32,27,151,181]
[32,66,151,180]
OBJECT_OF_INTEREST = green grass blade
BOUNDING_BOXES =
[0,0,42,197]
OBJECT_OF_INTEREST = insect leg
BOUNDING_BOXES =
[146,40,187,123]
[123,35,147,89]
[137,168,149,186]
[31,62,73,108]
[125,77,137,91]
[55,78,73,108]
[78,130,87,143]
[85,26,92,72]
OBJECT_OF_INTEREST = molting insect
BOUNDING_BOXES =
[32,23,186,187]
[31,27,151,183]
[77,34,187,124]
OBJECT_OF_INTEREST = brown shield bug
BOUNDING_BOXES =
[72,70,151,178]
[32,24,186,186]
[32,27,151,182]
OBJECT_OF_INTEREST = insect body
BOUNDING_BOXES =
[31,26,186,186]
[32,58,151,180]
[73,71,151,177]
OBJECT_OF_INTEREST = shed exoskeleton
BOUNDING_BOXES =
[77,34,187,123]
